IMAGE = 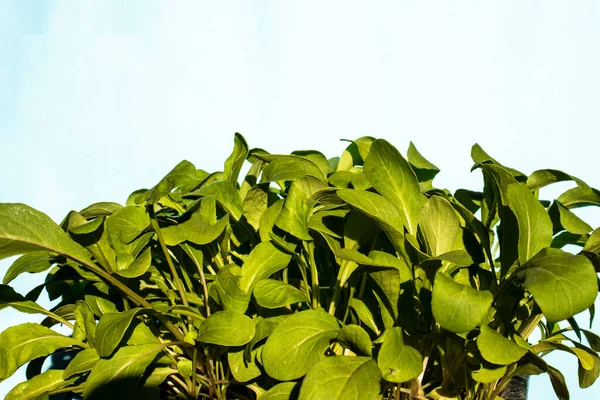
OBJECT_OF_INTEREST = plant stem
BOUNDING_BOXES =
[304,241,320,308]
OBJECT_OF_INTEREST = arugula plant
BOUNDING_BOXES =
[1,134,599,400]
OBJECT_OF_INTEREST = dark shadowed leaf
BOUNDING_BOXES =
[407,141,440,191]
[3,252,54,284]
[96,308,149,357]
[63,348,100,378]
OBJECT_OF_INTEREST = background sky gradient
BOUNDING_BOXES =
[1,1,599,398]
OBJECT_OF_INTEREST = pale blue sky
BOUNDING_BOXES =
[1,1,599,398]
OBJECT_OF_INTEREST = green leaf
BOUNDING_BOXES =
[337,137,376,171]
[471,364,507,383]
[243,184,271,230]
[224,133,249,183]
[262,309,340,380]
[275,182,314,241]
[210,264,250,313]
[0,323,84,381]
[261,155,326,183]
[407,141,440,191]
[73,300,97,346]
[96,308,148,357]
[0,203,92,264]
[188,181,244,221]
[105,206,150,244]
[80,202,123,218]
[377,327,423,383]
[507,183,553,264]
[143,366,176,387]
[337,189,404,234]
[363,139,425,234]
[558,187,600,209]
[143,160,198,204]
[3,252,54,284]
[261,382,301,400]
[161,213,229,246]
[0,284,68,325]
[239,241,292,292]
[197,311,255,346]
[298,356,381,400]
[520,248,598,322]
[83,344,163,400]
[336,325,373,357]
[579,352,600,389]
[527,169,591,192]
[549,201,593,235]
[350,298,380,335]
[477,326,528,365]
[259,200,284,242]
[419,196,461,257]
[292,150,330,179]
[228,345,262,382]
[253,279,308,309]
[5,369,75,400]
[432,273,493,333]
[63,348,100,378]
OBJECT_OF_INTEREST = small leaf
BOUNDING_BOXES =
[261,155,326,183]
[105,206,150,244]
[336,325,372,357]
[0,323,84,381]
[432,273,493,333]
[363,139,425,234]
[350,298,380,335]
[520,248,597,322]
[337,189,404,234]
[3,252,54,284]
[275,181,314,241]
[477,326,528,365]
[507,183,553,264]
[63,348,100,378]
[210,264,250,313]
[0,203,92,264]
[262,309,340,380]
[6,369,75,400]
[0,284,67,324]
[377,327,423,383]
[161,213,229,246]
[228,345,262,382]
[527,169,591,192]
[558,187,600,209]
[83,344,163,400]
[74,300,97,346]
[298,356,381,400]
[80,202,123,218]
[239,241,292,292]
[143,160,198,204]
[224,133,249,183]
[96,308,149,357]
[407,141,440,191]
[253,279,308,309]
[549,201,593,235]
[187,180,244,221]
[472,364,507,383]
[197,311,255,346]
[419,196,461,257]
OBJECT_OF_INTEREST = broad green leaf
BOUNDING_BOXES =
[259,199,284,242]
[527,169,591,192]
[363,139,425,234]
[243,184,270,230]
[350,298,380,335]
[83,344,163,400]
[63,348,100,378]
[224,132,249,183]
[337,189,404,233]
[262,155,326,183]
[298,356,381,400]
[329,171,355,188]
[432,273,493,333]
[188,180,244,220]
[210,264,250,313]
[261,382,301,400]
[583,228,600,254]
[579,353,600,388]
[0,284,68,324]
[295,175,328,197]
[507,183,553,264]
[419,196,461,257]
[292,150,330,179]
[197,311,255,346]
[337,137,376,171]
[253,279,308,308]
[520,248,597,322]
[228,345,262,382]
[407,141,440,191]
[336,325,373,356]
[477,326,528,365]
[73,300,97,346]
[143,366,176,387]
[472,364,507,383]
[0,203,92,264]
[3,252,54,284]
[161,213,229,246]
[558,187,600,209]
[5,369,75,400]
[549,201,593,235]
[0,323,84,381]
[245,315,289,355]
[532,341,595,370]
[96,308,148,357]
[114,247,152,278]
[262,309,340,380]
[80,202,123,218]
[378,327,422,383]
[105,206,150,244]
[369,268,401,318]
[143,160,198,204]
[239,241,292,292]
[275,182,314,241]
[84,282,119,316]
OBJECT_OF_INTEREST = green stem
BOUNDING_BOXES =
[148,206,190,308]
[304,241,320,308]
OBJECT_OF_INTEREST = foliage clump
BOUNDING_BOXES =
[0,134,599,400]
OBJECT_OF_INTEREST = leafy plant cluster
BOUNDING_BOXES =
[1,134,599,400]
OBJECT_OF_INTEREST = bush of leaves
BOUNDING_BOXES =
[1,135,599,400]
